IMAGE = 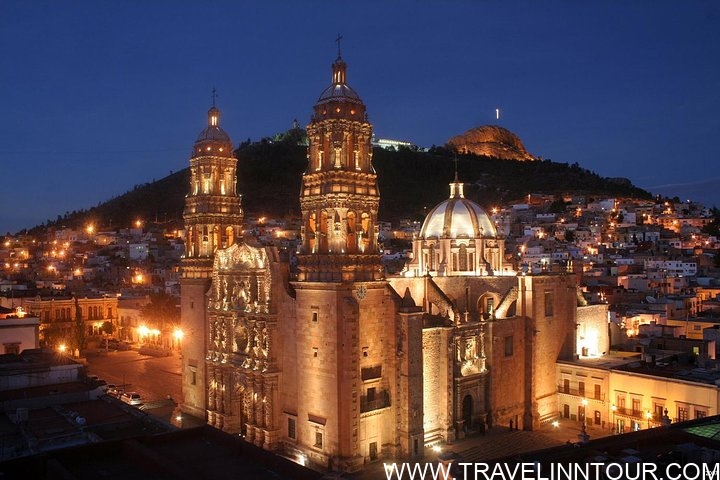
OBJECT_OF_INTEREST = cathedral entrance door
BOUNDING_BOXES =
[462,395,473,432]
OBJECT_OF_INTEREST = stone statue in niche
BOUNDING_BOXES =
[221,277,230,310]
[214,279,222,310]
[464,338,476,361]
[234,325,248,353]
[252,326,261,358]
[459,337,480,376]
[261,328,269,358]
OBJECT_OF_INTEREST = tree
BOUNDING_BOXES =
[141,292,180,346]
[101,321,114,336]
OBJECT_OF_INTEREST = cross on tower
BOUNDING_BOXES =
[453,156,459,182]
[335,33,343,58]
[211,87,218,107]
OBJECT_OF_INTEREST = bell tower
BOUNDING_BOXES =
[291,52,397,472]
[297,53,383,282]
[180,96,242,419]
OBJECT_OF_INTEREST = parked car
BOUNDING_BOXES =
[120,391,142,406]
[105,384,120,397]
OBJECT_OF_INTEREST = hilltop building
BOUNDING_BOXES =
[179,54,589,472]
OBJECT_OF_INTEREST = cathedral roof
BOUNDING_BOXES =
[316,56,364,106]
[419,180,498,240]
[193,105,233,158]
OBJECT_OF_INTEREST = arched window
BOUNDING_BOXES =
[319,211,329,252]
[346,212,357,253]
[459,244,468,271]
[308,213,317,253]
[360,213,371,252]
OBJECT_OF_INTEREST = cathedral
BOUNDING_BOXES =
[180,53,586,472]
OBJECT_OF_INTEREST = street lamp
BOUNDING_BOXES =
[581,398,588,425]
[645,411,652,429]
[173,328,184,351]
[611,404,617,433]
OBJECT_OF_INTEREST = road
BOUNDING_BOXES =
[83,349,182,406]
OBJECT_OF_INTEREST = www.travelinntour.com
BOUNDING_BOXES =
[382,462,720,480]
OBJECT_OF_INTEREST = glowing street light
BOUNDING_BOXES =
[645,411,652,429]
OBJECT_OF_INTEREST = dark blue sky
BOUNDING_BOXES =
[2,1,719,234]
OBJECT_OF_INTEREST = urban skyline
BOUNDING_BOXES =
[2,1,719,234]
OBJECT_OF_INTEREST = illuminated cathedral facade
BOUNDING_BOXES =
[180,54,586,472]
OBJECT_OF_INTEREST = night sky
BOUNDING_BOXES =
[2,1,719,234]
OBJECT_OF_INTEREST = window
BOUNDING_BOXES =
[313,347,318,358]
[563,379,570,394]
[544,290,554,317]
[654,403,664,418]
[504,336,513,357]
[631,399,641,415]
[315,431,323,448]
[578,381,585,397]
[190,369,197,386]
[288,418,296,439]
[678,407,689,422]
[594,384,601,400]
[695,409,707,419]
[311,311,318,323]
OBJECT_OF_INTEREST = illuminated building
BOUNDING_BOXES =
[180,97,243,419]
[23,295,118,349]
[181,53,588,473]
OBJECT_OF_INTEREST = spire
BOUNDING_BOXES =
[335,33,343,59]
[450,157,464,198]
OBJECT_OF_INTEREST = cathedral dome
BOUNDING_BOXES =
[193,105,234,158]
[312,56,367,123]
[420,180,498,239]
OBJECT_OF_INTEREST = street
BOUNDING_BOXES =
[83,349,182,406]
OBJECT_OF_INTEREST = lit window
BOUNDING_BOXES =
[315,431,323,448]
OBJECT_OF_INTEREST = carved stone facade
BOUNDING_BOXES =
[205,244,282,450]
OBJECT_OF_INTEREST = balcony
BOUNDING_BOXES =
[614,407,644,419]
[360,390,390,413]
[557,386,605,401]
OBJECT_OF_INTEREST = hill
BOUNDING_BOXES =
[31,140,652,233]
